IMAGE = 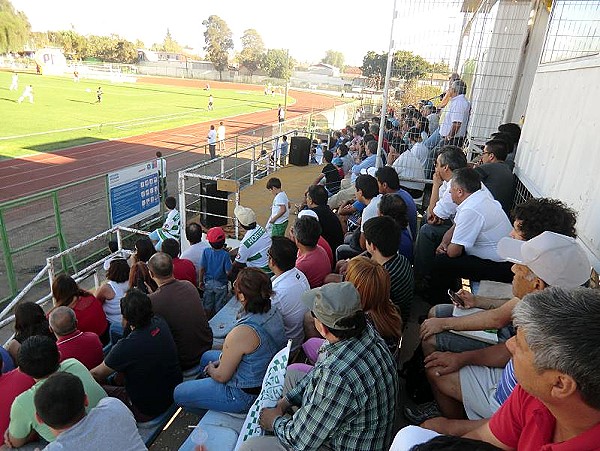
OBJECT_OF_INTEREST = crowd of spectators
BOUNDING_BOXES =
[1,72,598,451]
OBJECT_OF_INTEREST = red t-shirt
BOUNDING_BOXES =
[0,369,35,445]
[317,236,334,270]
[489,384,600,450]
[173,257,198,287]
[71,295,108,338]
[57,329,104,370]
[296,246,331,288]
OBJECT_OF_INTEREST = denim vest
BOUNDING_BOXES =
[227,307,286,389]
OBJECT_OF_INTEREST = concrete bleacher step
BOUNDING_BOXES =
[137,404,180,446]
[178,410,246,451]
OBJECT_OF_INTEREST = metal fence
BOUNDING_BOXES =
[0,100,361,309]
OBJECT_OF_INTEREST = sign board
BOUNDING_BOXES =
[108,161,160,227]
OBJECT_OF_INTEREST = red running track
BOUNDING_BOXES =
[0,77,343,203]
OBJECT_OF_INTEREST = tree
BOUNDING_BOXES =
[321,50,344,71]
[360,51,387,89]
[262,49,293,80]
[202,15,233,80]
[361,50,431,89]
[238,28,265,78]
[152,29,182,53]
[57,30,87,60]
[0,0,31,53]
[430,60,450,74]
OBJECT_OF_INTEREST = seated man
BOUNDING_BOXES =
[306,185,344,253]
[290,216,331,288]
[0,356,34,447]
[412,231,590,425]
[388,142,426,199]
[395,287,600,450]
[335,174,380,261]
[230,205,272,280]
[148,253,213,371]
[5,336,106,448]
[474,139,514,217]
[91,288,183,421]
[240,283,398,451]
[364,216,414,325]
[414,146,467,283]
[161,238,197,286]
[268,236,311,352]
[49,306,103,370]
[179,222,210,273]
[428,168,512,302]
[34,372,146,450]
[149,196,180,251]
[375,166,417,241]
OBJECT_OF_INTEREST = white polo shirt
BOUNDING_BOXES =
[452,189,512,261]
[271,268,310,352]
[433,180,492,221]
[439,94,471,138]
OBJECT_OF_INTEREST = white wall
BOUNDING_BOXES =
[515,55,600,269]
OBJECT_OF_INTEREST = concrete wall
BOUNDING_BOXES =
[515,55,600,269]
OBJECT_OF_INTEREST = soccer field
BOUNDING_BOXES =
[0,71,287,159]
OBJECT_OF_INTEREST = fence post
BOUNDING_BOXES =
[0,209,17,298]
[250,146,256,185]
[220,158,225,177]
[47,256,54,295]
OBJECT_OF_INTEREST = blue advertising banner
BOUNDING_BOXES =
[108,161,160,227]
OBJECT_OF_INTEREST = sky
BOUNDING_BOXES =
[11,0,402,66]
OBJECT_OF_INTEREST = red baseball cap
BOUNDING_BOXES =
[207,227,225,243]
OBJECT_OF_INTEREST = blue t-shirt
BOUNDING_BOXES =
[200,247,232,286]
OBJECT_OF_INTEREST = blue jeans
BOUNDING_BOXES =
[203,280,229,313]
[173,350,257,414]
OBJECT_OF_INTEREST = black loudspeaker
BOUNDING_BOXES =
[201,181,228,227]
[289,136,311,166]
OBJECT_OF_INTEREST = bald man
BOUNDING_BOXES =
[49,306,103,370]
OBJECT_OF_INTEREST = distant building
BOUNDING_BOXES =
[308,63,340,77]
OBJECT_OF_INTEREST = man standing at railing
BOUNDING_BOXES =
[207,125,217,159]
[156,151,167,200]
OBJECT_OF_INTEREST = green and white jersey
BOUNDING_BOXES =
[235,225,272,270]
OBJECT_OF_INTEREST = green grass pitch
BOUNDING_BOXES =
[0,71,287,159]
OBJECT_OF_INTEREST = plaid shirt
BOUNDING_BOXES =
[273,325,398,451]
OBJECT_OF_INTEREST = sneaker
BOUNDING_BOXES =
[403,401,442,425]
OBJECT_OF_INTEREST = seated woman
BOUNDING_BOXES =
[174,267,286,413]
[96,258,130,344]
[130,236,156,265]
[51,274,109,344]
[7,302,55,363]
[301,256,403,367]
[128,261,158,294]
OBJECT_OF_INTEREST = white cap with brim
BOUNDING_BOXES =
[297,209,319,221]
[497,231,590,288]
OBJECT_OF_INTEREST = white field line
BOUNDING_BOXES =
[0,110,204,140]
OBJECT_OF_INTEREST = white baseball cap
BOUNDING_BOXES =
[497,231,590,288]
[297,209,319,221]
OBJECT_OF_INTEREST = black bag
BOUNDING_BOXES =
[399,345,434,404]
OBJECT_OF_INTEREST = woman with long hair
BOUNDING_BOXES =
[131,236,156,264]
[7,302,55,363]
[174,268,286,413]
[346,257,403,356]
[128,261,158,294]
[51,275,109,344]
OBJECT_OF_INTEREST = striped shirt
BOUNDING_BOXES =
[383,253,414,324]
[495,358,517,404]
[274,325,398,450]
